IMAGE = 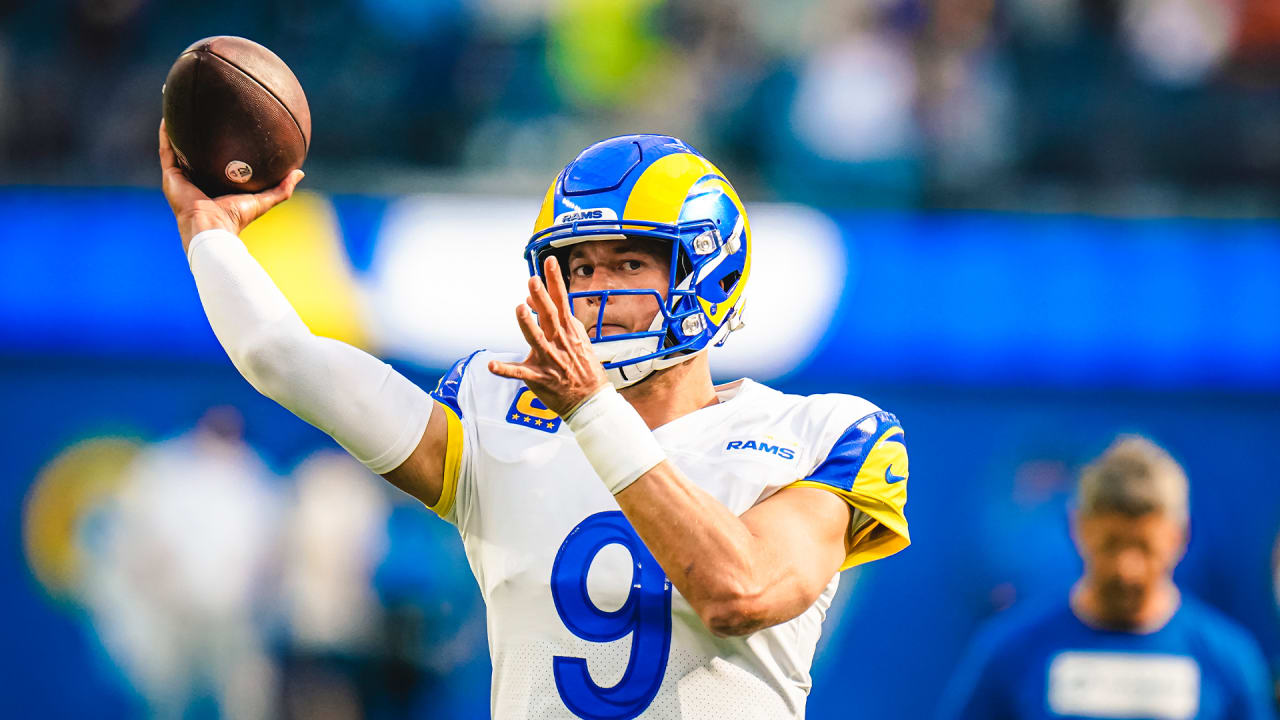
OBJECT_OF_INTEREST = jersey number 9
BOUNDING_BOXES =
[551,511,673,720]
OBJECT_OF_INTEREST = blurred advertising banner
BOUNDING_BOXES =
[2,188,1278,390]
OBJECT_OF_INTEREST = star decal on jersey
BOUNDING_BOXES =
[506,387,562,434]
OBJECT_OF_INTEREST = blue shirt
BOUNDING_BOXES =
[937,595,1276,720]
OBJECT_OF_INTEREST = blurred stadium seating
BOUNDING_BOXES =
[3,0,1280,210]
[2,0,1278,718]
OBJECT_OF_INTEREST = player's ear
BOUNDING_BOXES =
[1171,517,1189,566]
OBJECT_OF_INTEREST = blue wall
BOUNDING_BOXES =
[4,189,1279,389]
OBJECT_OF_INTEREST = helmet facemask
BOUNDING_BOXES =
[526,214,746,389]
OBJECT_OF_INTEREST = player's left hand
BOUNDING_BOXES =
[489,256,609,418]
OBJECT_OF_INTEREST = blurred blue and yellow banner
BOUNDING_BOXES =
[3,188,1278,390]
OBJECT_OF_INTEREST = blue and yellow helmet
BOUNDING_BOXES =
[525,134,751,387]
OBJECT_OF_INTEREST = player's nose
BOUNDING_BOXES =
[586,266,622,291]
[577,269,624,303]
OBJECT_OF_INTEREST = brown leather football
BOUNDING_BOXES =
[162,36,310,197]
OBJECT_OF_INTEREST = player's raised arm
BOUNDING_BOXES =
[159,121,450,507]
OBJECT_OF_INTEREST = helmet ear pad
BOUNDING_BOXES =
[533,245,574,286]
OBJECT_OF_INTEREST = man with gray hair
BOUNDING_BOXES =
[938,435,1275,720]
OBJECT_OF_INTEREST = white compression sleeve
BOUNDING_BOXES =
[186,228,432,474]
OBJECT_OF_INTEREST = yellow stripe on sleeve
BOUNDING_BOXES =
[427,403,464,518]
[788,430,910,570]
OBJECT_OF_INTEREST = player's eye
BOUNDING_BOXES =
[621,259,644,272]
[570,264,592,278]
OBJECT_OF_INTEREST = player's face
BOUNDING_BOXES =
[565,239,670,337]
[1074,511,1186,627]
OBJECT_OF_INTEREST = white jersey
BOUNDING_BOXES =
[427,351,910,720]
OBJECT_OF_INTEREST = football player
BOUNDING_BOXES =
[161,125,910,719]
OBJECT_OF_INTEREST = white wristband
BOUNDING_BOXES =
[566,385,666,494]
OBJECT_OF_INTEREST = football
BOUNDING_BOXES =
[162,36,310,197]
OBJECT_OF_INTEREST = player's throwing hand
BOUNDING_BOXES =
[158,120,303,251]
[489,255,610,418]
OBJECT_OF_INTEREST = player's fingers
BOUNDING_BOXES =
[158,120,174,166]
[515,304,550,352]
[158,123,186,183]
[543,256,577,326]
[157,122,212,211]
[230,170,304,229]
[258,169,304,208]
[526,275,552,317]
[487,360,539,383]
[527,275,562,341]
[531,274,567,338]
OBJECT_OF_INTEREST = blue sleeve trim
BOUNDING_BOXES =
[806,411,904,492]
[430,349,484,419]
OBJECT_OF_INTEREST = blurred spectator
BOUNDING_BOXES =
[779,0,924,205]
[1232,0,1280,83]
[362,494,490,718]
[282,451,390,660]
[272,449,488,720]
[21,405,493,719]
[938,435,1276,720]
[278,450,390,720]
[546,0,669,112]
[916,0,1015,195]
[3,0,1280,208]
[81,407,283,720]
[1120,0,1234,87]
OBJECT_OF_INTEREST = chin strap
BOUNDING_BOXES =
[591,310,662,388]
[592,310,741,389]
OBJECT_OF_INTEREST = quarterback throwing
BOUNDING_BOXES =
[161,127,910,719]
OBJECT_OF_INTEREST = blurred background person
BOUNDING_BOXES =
[79,407,284,720]
[1,0,1277,209]
[277,450,390,720]
[276,449,488,719]
[937,436,1276,720]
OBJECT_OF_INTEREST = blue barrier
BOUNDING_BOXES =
[2,188,1278,390]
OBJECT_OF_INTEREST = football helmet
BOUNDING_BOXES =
[525,135,751,388]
